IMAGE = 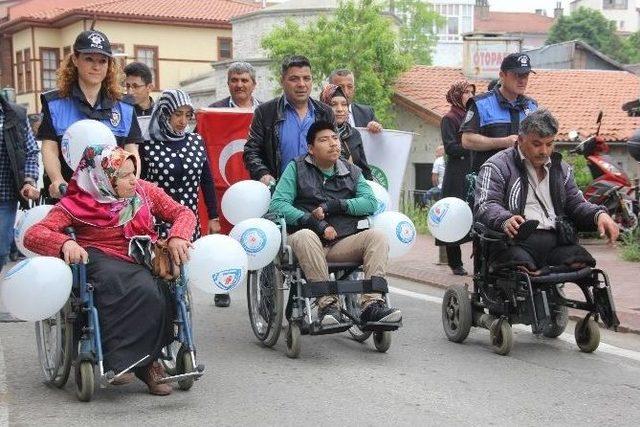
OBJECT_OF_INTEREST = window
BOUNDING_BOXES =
[433,2,472,41]
[40,48,60,91]
[16,50,23,93]
[24,49,32,92]
[447,16,459,35]
[603,0,628,9]
[134,45,159,86]
[218,37,232,60]
[111,43,126,73]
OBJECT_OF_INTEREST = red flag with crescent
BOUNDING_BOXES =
[196,108,253,235]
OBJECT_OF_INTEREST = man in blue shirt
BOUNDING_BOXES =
[0,95,40,272]
[244,55,334,185]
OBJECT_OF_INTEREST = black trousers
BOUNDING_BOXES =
[446,245,463,269]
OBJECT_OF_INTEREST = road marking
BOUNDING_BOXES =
[0,336,8,426]
[389,286,640,363]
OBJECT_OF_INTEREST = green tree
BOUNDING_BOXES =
[621,31,640,64]
[394,0,443,65]
[261,0,437,126]
[546,7,629,62]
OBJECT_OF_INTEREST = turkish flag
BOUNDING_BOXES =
[196,108,253,235]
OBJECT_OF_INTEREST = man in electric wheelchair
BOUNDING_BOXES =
[269,120,402,328]
[442,109,620,355]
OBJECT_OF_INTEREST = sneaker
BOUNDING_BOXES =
[360,301,402,324]
[318,304,341,326]
[451,266,468,276]
[214,293,231,307]
[135,362,172,396]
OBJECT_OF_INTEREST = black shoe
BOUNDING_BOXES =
[451,266,468,276]
[318,304,341,326]
[360,301,402,324]
[214,293,230,307]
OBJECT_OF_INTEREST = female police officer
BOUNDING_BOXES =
[38,29,142,200]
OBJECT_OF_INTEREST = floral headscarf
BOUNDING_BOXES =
[58,145,156,240]
[148,89,194,142]
[446,81,476,111]
[320,84,348,105]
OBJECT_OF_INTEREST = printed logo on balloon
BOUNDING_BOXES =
[428,201,450,225]
[396,220,415,244]
[240,228,267,254]
[212,268,243,292]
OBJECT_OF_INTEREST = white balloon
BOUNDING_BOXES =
[61,120,117,171]
[372,211,417,259]
[366,180,391,216]
[221,180,271,225]
[1,257,72,321]
[230,218,281,270]
[185,235,248,295]
[14,204,54,258]
[427,197,473,243]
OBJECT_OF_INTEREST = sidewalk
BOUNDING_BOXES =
[388,234,640,333]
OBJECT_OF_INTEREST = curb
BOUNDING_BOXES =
[0,336,8,426]
[388,269,640,335]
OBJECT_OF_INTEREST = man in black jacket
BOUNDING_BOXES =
[243,55,334,185]
[0,95,40,272]
[328,69,383,133]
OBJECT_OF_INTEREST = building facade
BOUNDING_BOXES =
[570,0,640,32]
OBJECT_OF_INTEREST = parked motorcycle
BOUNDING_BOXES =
[570,112,639,233]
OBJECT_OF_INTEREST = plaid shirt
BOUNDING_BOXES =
[0,104,39,201]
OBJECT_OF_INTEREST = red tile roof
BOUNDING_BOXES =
[395,66,640,142]
[475,11,554,34]
[5,0,258,28]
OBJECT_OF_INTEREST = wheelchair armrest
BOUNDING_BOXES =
[472,222,507,242]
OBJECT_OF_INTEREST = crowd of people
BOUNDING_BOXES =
[0,28,621,397]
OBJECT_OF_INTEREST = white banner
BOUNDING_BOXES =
[358,128,413,211]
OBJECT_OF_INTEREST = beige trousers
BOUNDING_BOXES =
[288,228,388,309]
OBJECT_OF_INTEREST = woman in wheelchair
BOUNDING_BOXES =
[269,120,401,327]
[24,145,196,395]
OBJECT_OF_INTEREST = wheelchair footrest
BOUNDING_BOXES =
[156,366,205,384]
[360,320,402,332]
[309,321,353,335]
[301,276,388,299]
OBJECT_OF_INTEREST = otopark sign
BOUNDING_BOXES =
[462,34,523,79]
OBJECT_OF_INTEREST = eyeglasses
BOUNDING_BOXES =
[123,83,146,90]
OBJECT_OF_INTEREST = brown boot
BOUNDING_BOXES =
[135,362,172,396]
[110,372,135,386]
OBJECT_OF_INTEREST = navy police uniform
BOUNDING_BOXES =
[38,85,142,182]
[460,88,537,173]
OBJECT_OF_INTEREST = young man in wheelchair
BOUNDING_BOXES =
[269,120,401,326]
[474,108,619,277]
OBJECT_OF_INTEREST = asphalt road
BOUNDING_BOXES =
[1,277,640,426]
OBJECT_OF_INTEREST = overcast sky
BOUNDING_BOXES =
[486,0,570,15]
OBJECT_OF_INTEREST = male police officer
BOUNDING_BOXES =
[461,53,538,174]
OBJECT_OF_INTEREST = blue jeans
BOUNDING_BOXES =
[0,200,18,272]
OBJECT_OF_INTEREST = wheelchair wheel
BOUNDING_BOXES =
[176,345,195,391]
[344,294,372,343]
[161,287,194,376]
[75,361,95,402]
[285,323,301,359]
[247,263,283,347]
[373,331,392,353]
[542,306,569,338]
[575,316,600,353]
[442,285,472,343]
[490,319,513,356]
[35,301,74,388]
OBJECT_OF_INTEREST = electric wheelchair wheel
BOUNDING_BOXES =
[490,319,513,356]
[442,285,472,343]
[345,294,372,343]
[285,323,301,359]
[176,344,195,391]
[575,316,600,353]
[247,263,284,347]
[542,306,569,338]
[373,331,392,353]
[35,301,74,388]
[75,360,95,402]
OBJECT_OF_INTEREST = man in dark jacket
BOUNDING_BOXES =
[328,69,382,133]
[209,61,260,110]
[0,95,40,272]
[474,109,618,273]
[269,120,401,325]
[244,55,334,185]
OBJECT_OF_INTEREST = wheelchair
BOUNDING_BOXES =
[247,217,402,358]
[441,222,620,356]
[34,227,204,402]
